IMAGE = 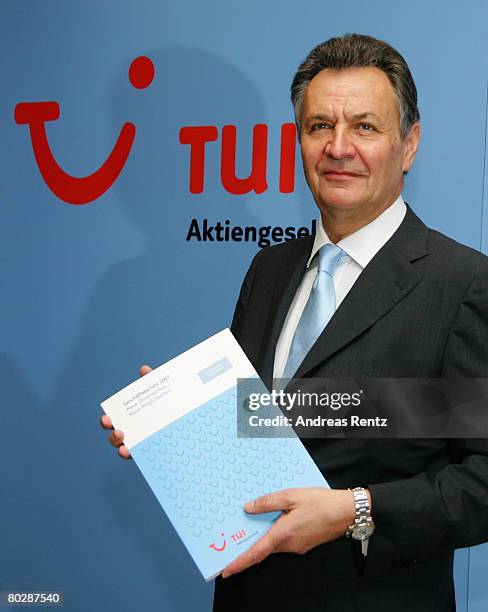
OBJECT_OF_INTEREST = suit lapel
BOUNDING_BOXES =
[293,206,429,378]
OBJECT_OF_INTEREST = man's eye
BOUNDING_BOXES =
[310,123,331,131]
[358,123,374,131]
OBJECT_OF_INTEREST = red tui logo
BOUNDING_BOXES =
[209,533,227,552]
[14,56,154,205]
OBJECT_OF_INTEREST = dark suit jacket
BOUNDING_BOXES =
[213,206,488,612]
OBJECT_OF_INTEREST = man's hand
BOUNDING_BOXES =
[221,487,368,578]
[99,364,153,460]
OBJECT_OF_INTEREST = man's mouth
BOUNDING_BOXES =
[324,170,362,179]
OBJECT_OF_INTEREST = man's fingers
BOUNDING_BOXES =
[100,414,113,430]
[139,364,153,377]
[117,445,132,460]
[108,429,125,448]
[101,365,149,459]
[106,429,132,460]
[107,429,132,459]
[222,524,282,578]
[244,489,294,514]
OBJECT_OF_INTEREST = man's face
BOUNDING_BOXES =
[299,67,420,220]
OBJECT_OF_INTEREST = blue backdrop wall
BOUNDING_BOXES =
[1,1,487,610]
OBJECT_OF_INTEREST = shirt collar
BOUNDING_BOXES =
[307,195,407,270]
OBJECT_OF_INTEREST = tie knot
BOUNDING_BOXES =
[318,243,344,275]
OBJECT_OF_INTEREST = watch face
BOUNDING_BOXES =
[352,523,375,540]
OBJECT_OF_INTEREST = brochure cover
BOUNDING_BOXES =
[101,329,328,581]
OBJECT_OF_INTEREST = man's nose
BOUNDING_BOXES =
[324,127,355,159]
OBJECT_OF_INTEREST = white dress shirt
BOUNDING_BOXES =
[273,196,407,380]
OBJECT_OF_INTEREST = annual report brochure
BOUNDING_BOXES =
[101,329,328,581]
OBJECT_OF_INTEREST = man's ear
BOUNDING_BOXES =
[402,122,421,174]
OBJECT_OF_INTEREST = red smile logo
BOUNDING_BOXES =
[209,533,227,552]
[14,56,155,205]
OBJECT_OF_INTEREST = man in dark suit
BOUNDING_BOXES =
[211,34,488,611]
[103,34,488,610]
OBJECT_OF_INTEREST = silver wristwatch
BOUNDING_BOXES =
[345,487,375,554]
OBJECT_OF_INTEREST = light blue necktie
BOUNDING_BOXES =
[282,243,344,381]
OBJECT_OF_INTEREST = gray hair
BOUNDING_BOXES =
[291,34,420,139]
